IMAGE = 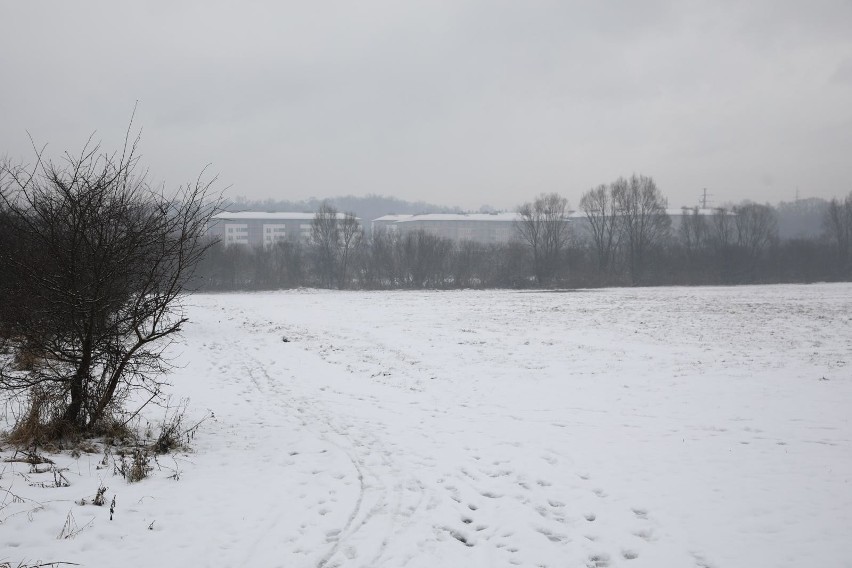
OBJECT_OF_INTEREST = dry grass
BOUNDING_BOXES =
[87,417,134,447]
[114,448,152,483]
[5,390,69,449]
[4,389,136,450]
[3,392,206,489]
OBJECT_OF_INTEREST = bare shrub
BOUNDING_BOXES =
[115,448,151,483]
[152,413,184,455]
[151,399,210,455]
[0,126,221,440]
[76,483,107,507]
[128,449,151,483]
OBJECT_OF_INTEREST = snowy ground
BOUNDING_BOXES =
[2,283,851,567]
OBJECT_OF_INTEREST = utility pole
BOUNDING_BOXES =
[700,188,711,209]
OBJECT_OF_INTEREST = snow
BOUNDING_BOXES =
[393,213,520,222]
[212,212,353,221]
[372,215,415,222]
[3,283,851,567]
[665,208,718,216]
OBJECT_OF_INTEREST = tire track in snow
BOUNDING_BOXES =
[241,342,414,568]
[220,299,721,567]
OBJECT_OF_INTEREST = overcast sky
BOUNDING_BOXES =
[2,1,851,210]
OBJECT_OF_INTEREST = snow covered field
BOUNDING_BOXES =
[3,283,852,567]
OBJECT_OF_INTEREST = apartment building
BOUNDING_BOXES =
[372,213,522,244]
[207,211,352,247]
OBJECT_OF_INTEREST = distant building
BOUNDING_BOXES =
[208,211,354,247]
[371,214,414,233]
[571,207,724,242]
[211,208,721,248]
[373,213,522,244]
[666,208,727,233]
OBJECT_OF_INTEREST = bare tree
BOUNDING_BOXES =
[679,207,708,257]
[733,202,778,279]
[360,227,397,289]
[516,193,570,285]
[579,184,621,273]
[0,134,219,432]
[452,240,485,288]
[310,203,362,289]
[338,212,363,289]
[709,207,735,250]
[707,207,737,282]
[612,175,671,285]
[675,207,712,283]
[397,230,452,288]
[824,192,852,275]
[310,201,340,288]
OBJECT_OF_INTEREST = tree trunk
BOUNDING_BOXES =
[62,370,86,426]
[62,331,93,427]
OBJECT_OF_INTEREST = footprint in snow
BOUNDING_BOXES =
[445,528,474,547]
[631,507,648,519]
[535,526,569,543]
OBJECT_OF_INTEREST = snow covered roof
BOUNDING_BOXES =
[666,208,720,216]
[373,215,415,222]
[573,208,726,219]
[389,213,522,223]
[213,211,353,221]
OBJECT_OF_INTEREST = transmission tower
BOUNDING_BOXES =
[700,188,712,209]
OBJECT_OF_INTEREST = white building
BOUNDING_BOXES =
[208,212,354,247]
[570,207,723,242]
[374,209,723,246]
[371,214,414,233]
[372,213,522,244]
[666,208,721,231]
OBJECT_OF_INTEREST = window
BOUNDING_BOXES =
[224,224,249,245]
[261,224,289,247]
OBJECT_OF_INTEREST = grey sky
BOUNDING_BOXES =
[2,1,851,210]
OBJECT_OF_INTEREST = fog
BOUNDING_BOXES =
[1,1,851,210]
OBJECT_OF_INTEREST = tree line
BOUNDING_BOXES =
[2,131,847,444]
[197,176,852,291]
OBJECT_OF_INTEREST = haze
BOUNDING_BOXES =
[1,0,850,210]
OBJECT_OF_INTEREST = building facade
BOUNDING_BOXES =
[372,213,522,244]
[208,212,353,247]
[211,208,719,248]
